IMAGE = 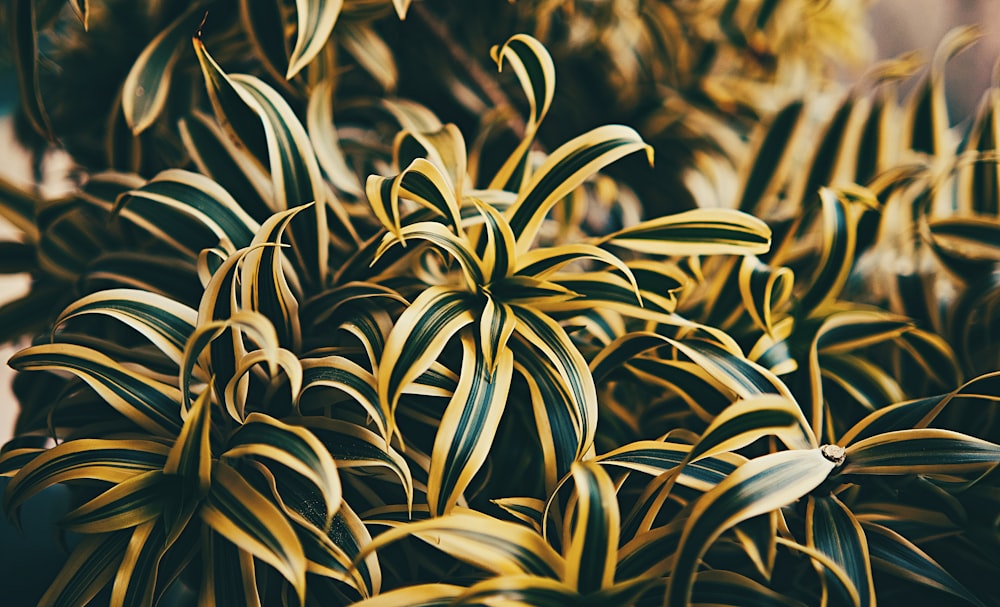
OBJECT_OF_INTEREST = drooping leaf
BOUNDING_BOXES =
[287,0,343,78]
[667,448,838,606]
[357,509,565,580]
[201,460,307,601]
[122,5,206,133]
[37,531,131,607]
[806,495,875,607]
[9,344,183,436]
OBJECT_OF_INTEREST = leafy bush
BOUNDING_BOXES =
[1,2,999,606]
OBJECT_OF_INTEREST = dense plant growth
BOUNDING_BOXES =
[1,1,1000,606]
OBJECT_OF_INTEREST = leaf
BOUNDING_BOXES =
[596,440,742,492]
[201,460,307,601]
[299,356,388,437]
[564,461,619,594]
[489,34,557,192]
[163,387,214,494]
[691,570,807,607]
[178,111,275,222]
[193,36,270,166]
[806,495,875,607]
[55,288,197,367]
[61,470,166,534]
[0,175,40,239]
[357,509,565,579]
[307,78,365,197]
[115,169,260,253]
[512,305,599,462]
[37,531,131,607]
[428,332,513,515]
[200,528,262,607]
[287,0,343,78]
[378,286,476,430]
[348,584,463,607]
[122,5,207,133]
[340,22,397,91]
[597,208,771,257]
[110,520,168,607]
[224,413,342,528]
[688,394,817,460]
[9,0,52,138]
[840,428,1000,476]
[9,343,183,436]
[738,255,794,336]
[797,187,875,314]
[367,158,465,245]
[239,207,304,351]
[506,125,653,253]
[454,575,580,606]
[737,101,805,216]
[862,521,986,607]
[3,438,169,517]
[666,448,838,606]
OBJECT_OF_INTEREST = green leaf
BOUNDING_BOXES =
[596,440,742,491]
[3,438,169,517]
[178,111,275,222]
[9,0,52,138]
[378,286,476,430]
[201,460,307,601]
[9,343,183,436]
[513,305,598,463]
[564,461,619,594]
[428,332,513,515]
[287,0,343,78]
[840,429,1000,476]
[163,386,214,494]
[489,34,557,193]
[688,394,817,460]
[61,470,166,534]
[862,521,986,607]
[115,169,260,253]
[597,208,771,257]
[340,22,398,91]
[455,575,579,606]
[691,570,807,607]
[347,584,463,607]
[299,356,388,438]
[667,448,838,606]
[0,175,40,239]
[506,125,652,253]
[806,495,874,607]
[55,288,197,367]
[110,520,168,607]
[797,187,875,314]
[307,78,364,197]
[737,101,805,216]
[199,528,262,607]
[224,413,342,528]
[358,509,565,579]
[38,531,131,607]
[738,255,794,336]
[122,5,207,133]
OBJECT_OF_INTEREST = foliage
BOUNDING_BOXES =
[1,1,1000,606]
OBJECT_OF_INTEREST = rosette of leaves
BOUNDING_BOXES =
[0,30,776,605]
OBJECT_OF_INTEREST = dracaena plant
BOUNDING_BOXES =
[0,0,873,347]
[2,3,1000,607]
